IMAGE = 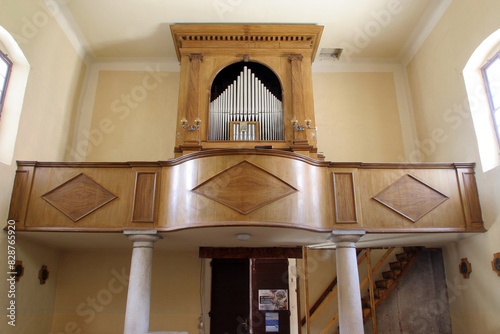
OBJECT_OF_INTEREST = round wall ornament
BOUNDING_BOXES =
[459,258,472,278]
[492,253,500,276]
[38,265,49,284]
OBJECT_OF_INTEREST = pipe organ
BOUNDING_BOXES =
[209,66,284,141]
[171,24,324,157]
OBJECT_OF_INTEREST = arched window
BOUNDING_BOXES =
[0,26,30,165]
[463,29,500,171]
[481,50,500,147]
[209,61,284,141]
[0,50,12,117]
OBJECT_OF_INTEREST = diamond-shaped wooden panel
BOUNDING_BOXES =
[192,161,297,214]
[42,173,117,222]
[372,174,448,222]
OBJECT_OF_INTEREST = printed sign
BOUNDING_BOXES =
[265,312,279,333]
[258,289,288,310]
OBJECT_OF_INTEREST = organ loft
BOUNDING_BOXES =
[7,23,485,334]
[171,24,324,157]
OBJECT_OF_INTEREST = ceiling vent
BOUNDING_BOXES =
[319,48,343,60]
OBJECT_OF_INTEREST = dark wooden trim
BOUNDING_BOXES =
[7,224,486,234]
[15,153,476,170]
[363,227,484,233]
[164,148,332,167]
[157,221,335,232]
[199,247,303,259]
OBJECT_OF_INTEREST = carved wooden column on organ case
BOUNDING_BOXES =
[185,53,203,144]
[289,54,308,144]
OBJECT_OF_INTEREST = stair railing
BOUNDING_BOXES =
[302,247,395,334]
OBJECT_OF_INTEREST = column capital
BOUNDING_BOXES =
[288,54,304,62]
[329,230,365,244]
[123,230,162,245]
[188,53,204,62]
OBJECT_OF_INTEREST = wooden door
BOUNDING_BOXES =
[210,259,250,334]
[251,259,290,334]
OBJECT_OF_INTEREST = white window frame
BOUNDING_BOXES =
[481,50,500,148]
[0,49,12,118]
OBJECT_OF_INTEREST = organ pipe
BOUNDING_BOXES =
[209,66,283,141]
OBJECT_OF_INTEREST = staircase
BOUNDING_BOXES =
[361,247,422,323]
[303,247,423,333]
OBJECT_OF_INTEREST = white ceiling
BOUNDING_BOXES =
[49,0,450,62]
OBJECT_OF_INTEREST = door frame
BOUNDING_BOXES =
[200,248,301,334]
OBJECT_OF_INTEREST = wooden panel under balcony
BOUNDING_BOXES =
[7,149,484,234]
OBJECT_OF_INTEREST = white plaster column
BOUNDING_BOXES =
[329,230,366,334]
[123,230,161,334]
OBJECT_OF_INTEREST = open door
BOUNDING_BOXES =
[205,249,300,334]
[210,259,250,334]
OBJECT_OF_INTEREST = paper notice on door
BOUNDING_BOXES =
[258,289,288,310]
[265,312,279,332]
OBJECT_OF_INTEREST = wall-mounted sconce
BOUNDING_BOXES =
[181,118,202,144]
[459,258,472,278]
[181,118,202,131]
[291,118,316,143]
[38,265,49,284]
[13,260,24,282]
[492,252,500,276]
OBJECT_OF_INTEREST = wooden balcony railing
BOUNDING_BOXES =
[8,149,484,233]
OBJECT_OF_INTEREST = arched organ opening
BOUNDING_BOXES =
[209,62,284,141]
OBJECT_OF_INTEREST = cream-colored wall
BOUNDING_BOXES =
[406,1,500,333]
[8,237,60,333]
[149,250,201,333]
[50,249,201,334]
[84,70,179,162]
[297,250,338,334]
[83,70,404,162]
[0,0,86,333]
[314,72,406,162]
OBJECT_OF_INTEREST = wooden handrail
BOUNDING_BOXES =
[366,248,377,334]
[301,250,362,326]
[303,246,311,334]
[320,314,339,334]
[319,247,395,333]
[359,248,395,291]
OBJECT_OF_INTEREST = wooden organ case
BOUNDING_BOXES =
[171,24,324,157]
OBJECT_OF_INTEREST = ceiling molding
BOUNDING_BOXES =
[312,57,401,73]
[42,0,95,64]
[398,0,452,66]
[45,1,448,68]
[91,57,181,72]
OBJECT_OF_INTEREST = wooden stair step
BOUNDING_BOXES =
[389,261,402,270]
[361,297,371,309]
[374,289,385,299]
[396,252,411,263]
[375,279,389,289]
[362,247,423,325]
[382,270,396,279]
[363,308,371,318]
